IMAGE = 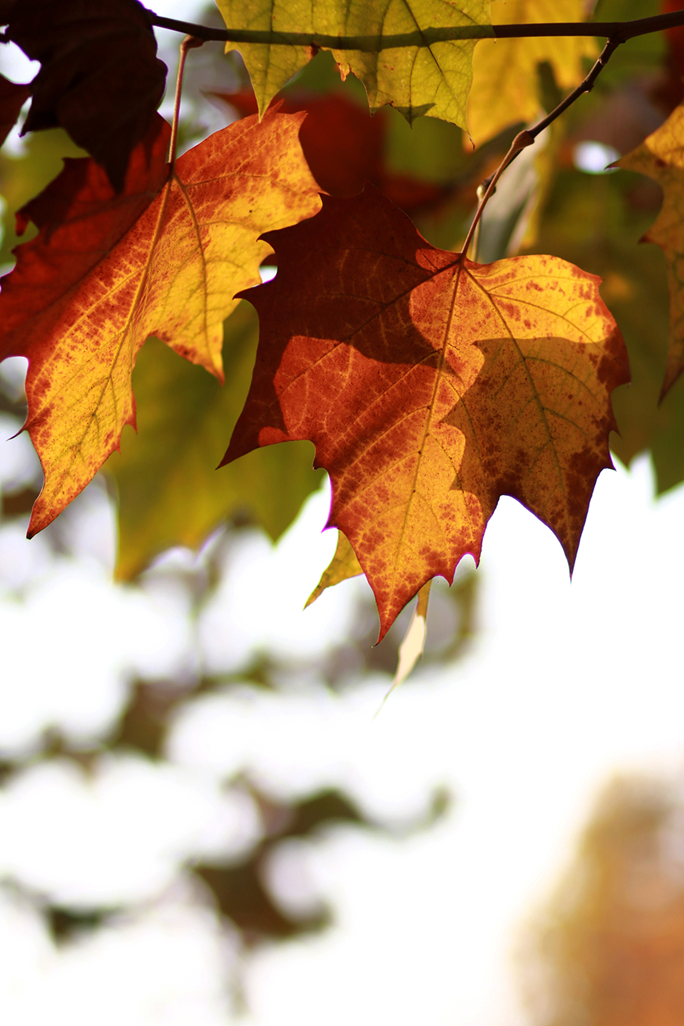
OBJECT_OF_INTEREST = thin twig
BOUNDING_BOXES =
[461,35,620,261]
[167,34,204,169]
[145,7,684,48]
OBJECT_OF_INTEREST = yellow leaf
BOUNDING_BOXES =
[305,529,363,607]
[618,101,684,399]
[468,1,598,146]
[0,110,321,535]
[215,0,492,128]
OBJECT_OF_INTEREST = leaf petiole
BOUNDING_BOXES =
[167,34,204,169]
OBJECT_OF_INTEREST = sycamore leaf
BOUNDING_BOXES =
[224,188,629,638]
[0,108,321,537]
[467,1,598,147]
[520,158,684,493]
[214,0,492,128]
[0,73,30,149]
[617,101,684,399]
[108,301,322,580]
[6,0,167,191]
[305,529,363,607]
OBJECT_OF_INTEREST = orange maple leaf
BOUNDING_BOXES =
[0,108,321,535]
[224,188,630,637]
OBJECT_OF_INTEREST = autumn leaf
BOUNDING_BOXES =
[6,0,167,191]
[305,530,363,607]
[520,156,684,495]
[0,73,30,149]
[108,301,322,580]
[0,107,322,537]
[214,0,492,128]
[617,100,684,399]
[467,1,597,147]
[224,187,629,637]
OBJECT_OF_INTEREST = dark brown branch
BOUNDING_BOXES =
[145,7,684,49]
[464,34,622,255]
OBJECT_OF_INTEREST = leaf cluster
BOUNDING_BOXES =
[1,0,684,669]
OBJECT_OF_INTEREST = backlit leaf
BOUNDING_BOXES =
[617,100,684,398]
[468,1,598,147]
[0,108,321,536]
[214,0,492,128]
[305,529,363,607]
[224,188,629,636]
[108,302,322,580]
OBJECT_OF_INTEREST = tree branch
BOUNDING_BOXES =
[463,34,622,258]
[145,7,684,49]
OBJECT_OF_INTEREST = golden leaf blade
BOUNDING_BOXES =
[215,0,492,128]
[468,1,598,147]
[0,109,322,535]
[617,101,684,399]
[305,529,364,608]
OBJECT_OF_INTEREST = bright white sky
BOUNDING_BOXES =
[1,4,684,1024]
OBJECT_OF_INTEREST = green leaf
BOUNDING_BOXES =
[214,0,492,128]
[107,301,323,579]
[0,128,86,268]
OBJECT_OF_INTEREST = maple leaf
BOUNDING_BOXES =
[224,187,629,637]
[6,0,166,191]
[467,0,598,147]
[108,301,322,580]
[0,108,321,537]
[0,73,30,149]
[214,0,492,129]
[617,100,684,399]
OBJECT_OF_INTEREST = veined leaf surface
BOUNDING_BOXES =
[224,188,629,637]
[214,0,492,128]
[0,109,321,535]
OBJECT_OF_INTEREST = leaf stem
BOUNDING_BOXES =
[460,35,620,263]
[167,34,204,169]
[144,8,684,48]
